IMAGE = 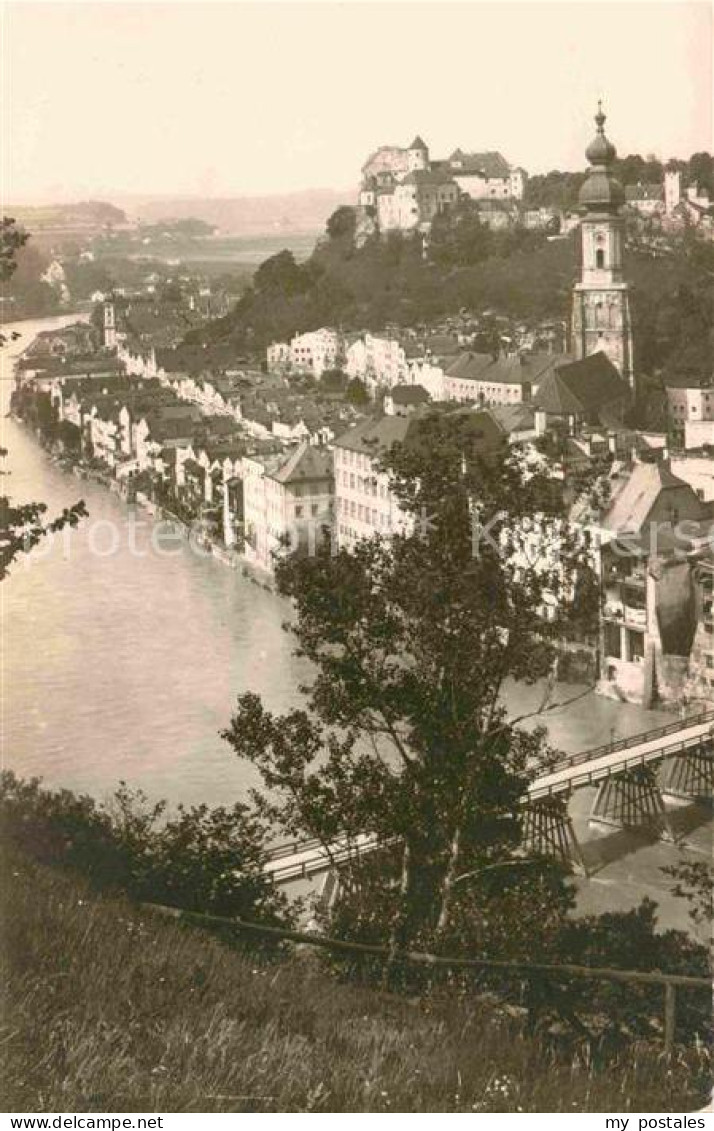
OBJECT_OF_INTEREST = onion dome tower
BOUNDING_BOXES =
[571,103,634,389]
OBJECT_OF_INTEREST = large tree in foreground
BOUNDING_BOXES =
[224,413,599,959]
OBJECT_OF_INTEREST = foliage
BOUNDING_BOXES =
[0,480,87,581]
[0,769,286,923]
[523,171,587,211]
[1,217,29,282]
[189,182,713,367]
[345,375,369,405]
[3,845,709,1112]
[525,152,713,209]
[662,858,714,932]
[686,152,714,196]
[253,249,312,298]
[427,202,547,270]
[326,205,357,244]
[1,223,59,321]
[1,216,57,330]
[62,258,115,300]
[138,217,217,239]
[223,413,600,966]
[538,899,712,1046]
[189,214,576,353]
[1,396,87,578]
[318,367,348,394]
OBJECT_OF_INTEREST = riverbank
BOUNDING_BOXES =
[14,408,282,593]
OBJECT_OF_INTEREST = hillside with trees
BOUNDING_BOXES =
[189,200,713,402]
[189,208,573,350]
[525,151,714,210]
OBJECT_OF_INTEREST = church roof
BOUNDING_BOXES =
[409,135,428,151]
[533,352,628,417]
[446,350,571,387]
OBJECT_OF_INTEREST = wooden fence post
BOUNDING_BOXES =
[664,981,677,1054]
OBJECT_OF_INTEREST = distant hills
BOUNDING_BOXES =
[5,200,129,231]
[5,188,353,240]
[112,188,353,236]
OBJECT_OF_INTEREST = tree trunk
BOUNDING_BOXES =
[383,839,412,988]
[435,820,462,938]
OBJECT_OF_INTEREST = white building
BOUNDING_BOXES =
[433,351,572,407]
[333,408,507,552]
[447,150,526,201]
[345,334,409,392]
[267,341,291,373]
[664,167,712,221]
[665,378,714,433]
[289,328,343,378]
[241,442,334,574]
[333,417,412,550]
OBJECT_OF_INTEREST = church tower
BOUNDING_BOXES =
[103,300,116,350]
[571,104,634,388]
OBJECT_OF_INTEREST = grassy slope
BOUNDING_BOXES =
[1,847,709,1114]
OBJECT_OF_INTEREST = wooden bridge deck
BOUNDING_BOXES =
[262,709,714,883]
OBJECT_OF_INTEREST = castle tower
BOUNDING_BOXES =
[407,135,429,173]
[103,301,116,350]
[571,104,634,388]
[664,168,682,214]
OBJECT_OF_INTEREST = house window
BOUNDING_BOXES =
[604,622,621,658]
[628,630,645,662]
[596,249,605,269]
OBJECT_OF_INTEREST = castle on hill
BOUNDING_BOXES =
[357,136,526,233]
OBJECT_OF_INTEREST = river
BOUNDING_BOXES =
[1,316,675,813]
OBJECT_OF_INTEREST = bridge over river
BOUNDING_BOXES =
[262,709,714,887]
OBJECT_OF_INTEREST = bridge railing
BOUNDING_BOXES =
[146,902,711,1055]
[265,834,384,883]
[539,707,714,777]
[261,711,714,865]
[262,836,325,863]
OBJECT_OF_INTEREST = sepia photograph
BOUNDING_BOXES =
[0,0,712,1118]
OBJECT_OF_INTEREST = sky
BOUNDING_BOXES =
[2,0,712,203]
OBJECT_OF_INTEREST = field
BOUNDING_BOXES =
[1,844,710,1114]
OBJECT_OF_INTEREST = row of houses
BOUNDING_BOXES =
[18,350,714,710]
[329,406,714,709]
[267,326,714,451]
[19,322,713,710]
